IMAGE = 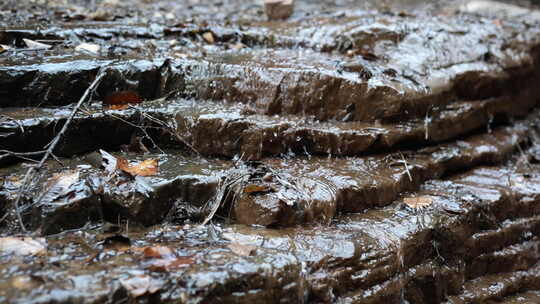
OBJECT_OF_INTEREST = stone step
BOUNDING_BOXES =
[1,141,539,303]
[0,97,241,166]
[175,97,538,160]
[465,215,540,260]
[0,151,231,234]
[466,239,540,279]
[3,45,539,124]
[3,94,537,165]
[0,58,176,108]
[494,290,540,304]
[2,9,540,123]
[230,117,537,226]
[442,263,540,304]
[225,157,540,302]
[0,225,304,304]
[2,106,538,230]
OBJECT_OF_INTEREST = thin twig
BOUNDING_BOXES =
[104,111,166,155]
[399,152,413,182]
[5,71,106,232]
[0,150,45,163]
[200,172,248,226]
[134,107,201,156]
[516,141,532,170]
[424,106,432,140]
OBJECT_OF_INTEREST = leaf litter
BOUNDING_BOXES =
[120,275,162,298]
[139,245,195,272]
[103,91,143,110]
[99,150,158,177]
[403,196,433,209]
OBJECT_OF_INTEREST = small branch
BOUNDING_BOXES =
[0,150,45,163]
[134,108,202,157]
[200,172,248,226]
[6,71,106,232]
[400,152,413,182]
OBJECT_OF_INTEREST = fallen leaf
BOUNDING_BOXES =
[403,196,433,209]
[147,256,195,272]
[227,242,257,256]
[0,237,46,256]
[141,245,194,272]
[75,43,100,55]
[11,275,43,290]
[117,158,159,177]
[23,38,52,50]
[120,275,161,297]
[40,170,80,204]
[142,246,174,259]
[106,104,129,110]
[243,184,272,194]
[492,19,503,27]
[202,32,215,44]
[103,91,143,106]
[99,150,118,174]
[0,44,10,54]
[232,42,246,50]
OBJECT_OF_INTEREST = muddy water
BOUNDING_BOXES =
[2,0,540,303]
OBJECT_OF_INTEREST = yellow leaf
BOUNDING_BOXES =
[403,196,433,209]
[202,32,215,44]
[117,158,159,177]
[243,184,272,194]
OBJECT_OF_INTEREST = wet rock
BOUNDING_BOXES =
[0,59,178,108]
[0,103,180,166]
[264,0,295,20]
[0,153,231,234]
[2,0,540,302]
[225,156,540,303]
[230,114,537,226]
[0,225,303,304]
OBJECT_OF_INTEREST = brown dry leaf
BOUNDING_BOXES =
[103,91,143,107]
[99,150,158,177]
[117,158,159,177]
[11,275,43,290]
[142,246,174,259]
[147,256,195,272]
[403,196,433,209]
[202,32,215,44]
[23,38,52,50]
[492,19,503,27]
[120,275,161,298]
[141,245,194,272]
[40,170,80,205]
[227,242,257,256]
[0,237,47,256]
[0,44,10,54]
[106,104,129,110]
[243,184,272,194]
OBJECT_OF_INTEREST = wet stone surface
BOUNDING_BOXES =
[2,0,540,303]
